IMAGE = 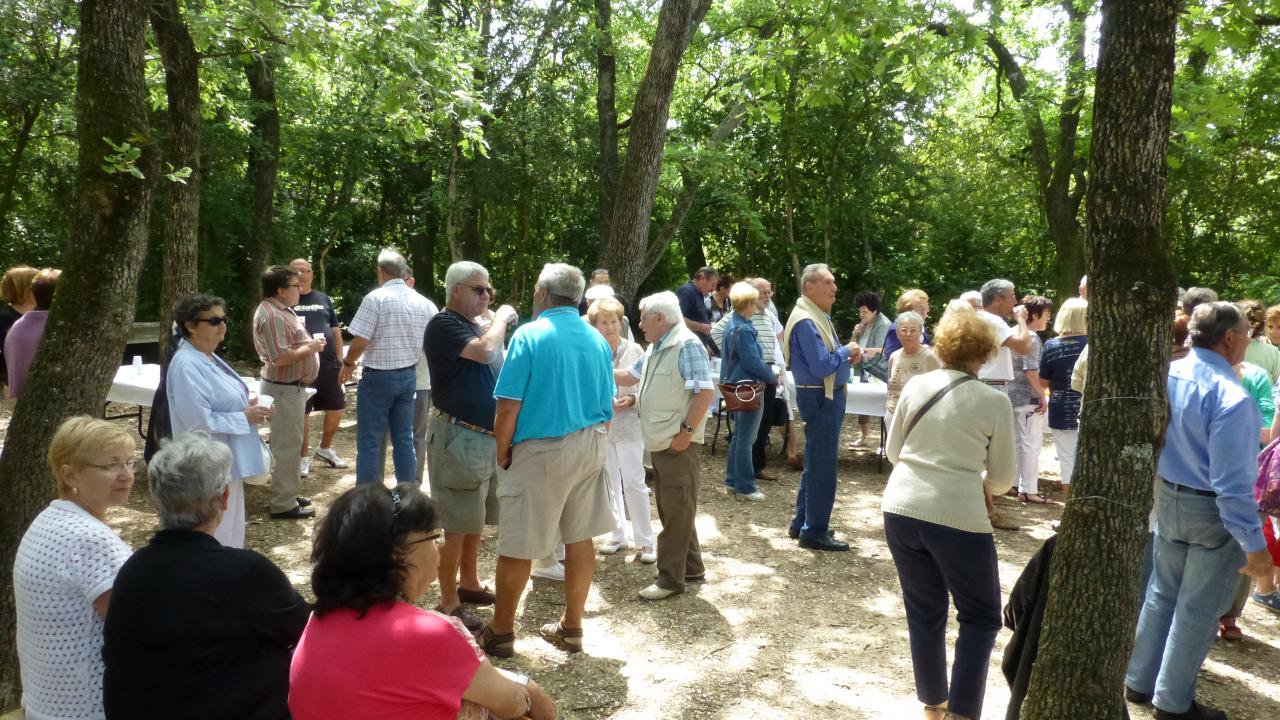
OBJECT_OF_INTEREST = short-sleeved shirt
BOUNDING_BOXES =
[675,281,713,348]
[289,602,483,720]
[494,306,615,444]
[425,309,500,431]
[294,290,340,369]
[348,279,433,370]
[254,297,319,384]
[1040,335,1087,429]
[1008,334,1043,407]
[15,500,132,719]
[977,309,1016,381]
[627,328,715,391]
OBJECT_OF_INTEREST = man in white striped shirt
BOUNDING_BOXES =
[340,249,434,485]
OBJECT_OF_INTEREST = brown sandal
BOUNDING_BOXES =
[477,625,515,658]
[1018,492,1050,505]
[539,621,583,653]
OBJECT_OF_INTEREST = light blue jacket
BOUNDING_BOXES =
[166,339,268,481]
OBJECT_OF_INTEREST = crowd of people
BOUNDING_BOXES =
[5,251,1280,720]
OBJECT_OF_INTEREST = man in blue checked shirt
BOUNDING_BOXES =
[1125,302,1274,720]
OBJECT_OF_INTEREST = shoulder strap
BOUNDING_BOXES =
[903,374,976,443]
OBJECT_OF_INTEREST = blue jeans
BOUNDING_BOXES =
[1125,485,1246,713]
[790,387,846,540]
[355,367,417,485]
[884,512,1001,720]
[726,407,763,494]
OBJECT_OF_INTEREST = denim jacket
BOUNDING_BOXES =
[719,313,775,384]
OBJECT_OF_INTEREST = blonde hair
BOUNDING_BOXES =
[587,296,626,325]
[896,289,928,314]
[729,282,760,313]
[933,308,998,370]
[1,265,38,305]
[48,416,136,498]
[1054,297,1088,335]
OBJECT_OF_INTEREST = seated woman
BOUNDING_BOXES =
[14,416,135,720]
[102,432,309,719]
[290,484,556,720]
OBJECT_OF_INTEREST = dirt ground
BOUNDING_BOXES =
[16,396,1280,720]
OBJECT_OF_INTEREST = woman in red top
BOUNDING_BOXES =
[289,485,556,720]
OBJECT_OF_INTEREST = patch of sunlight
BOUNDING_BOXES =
[865,587,904,617]
[695,512,722,543]
[853,535,889,561]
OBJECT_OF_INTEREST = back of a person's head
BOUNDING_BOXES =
[1,265,39,305]
[30,268,61,310]
[1188,301,1243,349]
[933,308,997,370]
[1180,286,1218,318]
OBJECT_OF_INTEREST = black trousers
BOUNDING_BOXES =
[751,382,781,473]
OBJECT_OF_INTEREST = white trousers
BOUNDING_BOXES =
[1052,428,1079,486]
[604,437,655,548]
[212,479,245,548]
[1014,405,1045,494]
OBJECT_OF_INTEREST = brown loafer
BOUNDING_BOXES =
[785,456,804,471]
[539,621,583,653]
[457,585,496,606]
[755,471,779,482]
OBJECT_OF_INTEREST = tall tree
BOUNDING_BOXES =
[1021,1,1180,718]
[595,0,619,244]
[598,0,712,304]
[0,0,157,708]
[241,52,280,346]
[150,0,201,360]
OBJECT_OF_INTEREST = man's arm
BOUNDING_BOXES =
[1208,402,1267,554]
[1003,305,1033,354]
[684,318,712,335]
[460,304,517,364]
[669,389,714,453]
[339,335,369,383]
[494,398,521,469]
[330,324,344,362]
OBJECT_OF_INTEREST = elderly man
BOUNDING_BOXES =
[254,265,324,520]
[784,264,862,551]
[976,279,1033,388]
[478,263,614,658]
[424,261,516,630]
[340,249,433,485]
[675,266,719,354]
[289,258,348,475]
[376,268,439,485]
[1124,302,1274,720]
[712,277,785,482]
[617,291,715,600]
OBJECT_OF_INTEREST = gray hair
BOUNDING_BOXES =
[444,261,490,303]
[639,291,682,326]
[1181,286,1219,317]
[895,310,924,330]
[377,248,410,280]
[536,262,585,303]
[800,263,831,287]
[1189,301,1246,349]
[980,279,1015,307]
[148,432,232,531]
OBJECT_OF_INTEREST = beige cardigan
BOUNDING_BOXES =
[882,369,1017,533]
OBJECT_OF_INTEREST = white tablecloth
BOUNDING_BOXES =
[706,357,887,418]
[106,363,315,408]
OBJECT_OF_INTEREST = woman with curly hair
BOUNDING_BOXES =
[881,307,1017,720]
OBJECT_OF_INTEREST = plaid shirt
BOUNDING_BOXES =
[348,279,433,370]
[629,328,714,391]
[254,297,319,384]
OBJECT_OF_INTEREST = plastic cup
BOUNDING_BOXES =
[257,394,275,411]
[132,355,143,376]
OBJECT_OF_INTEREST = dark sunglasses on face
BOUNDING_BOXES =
[196,316,229,326]
[459,283,496,298]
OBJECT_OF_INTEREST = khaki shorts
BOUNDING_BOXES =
[496,424,614,560]
[427,415,499,534]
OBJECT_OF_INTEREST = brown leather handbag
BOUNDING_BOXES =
[718,324,765,412]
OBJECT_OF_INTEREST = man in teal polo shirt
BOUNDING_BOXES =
[478,262,616,658]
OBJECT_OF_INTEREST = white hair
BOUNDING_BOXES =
[377,248,409,279]
[444,261,490,303]
[536,262,585,303]
[896,310,924,330]
[148,432,232,531]
[639,291,682,326]
[800,263,831,287]
[584,284,615,302]
[959,290,983,308]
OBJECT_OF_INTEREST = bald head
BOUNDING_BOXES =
[290,258,314,294]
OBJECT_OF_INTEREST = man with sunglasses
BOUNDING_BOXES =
[254,265,324,520]
[341,249,435,486]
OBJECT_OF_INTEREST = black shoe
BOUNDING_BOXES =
[435,604,484,632]
[799,534,849,551]
[296,496,312,508]
[1154,701,1227,720]
[1124,686,1153,705]
[269,504,316,520]
[685,575,706,584]
[787,526,800,540]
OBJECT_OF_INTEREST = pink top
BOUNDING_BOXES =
[289,601,484,720]
[4,309,48,398]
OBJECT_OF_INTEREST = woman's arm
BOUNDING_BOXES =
[462,661,556,719]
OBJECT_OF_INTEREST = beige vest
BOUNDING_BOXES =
[637,325,709,452]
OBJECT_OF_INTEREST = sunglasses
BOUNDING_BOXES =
[459,283,496,298]
[195,316,229,327]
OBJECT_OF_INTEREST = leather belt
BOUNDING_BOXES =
[431,407,493,436]
[1162,479,1216,498]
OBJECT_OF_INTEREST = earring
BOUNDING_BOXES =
[72,486,80,496]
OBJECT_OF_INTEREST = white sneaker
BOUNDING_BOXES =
[314,447,349,468]
[599,540,627,555]
[736,490,766,502]
[850,435,866,448]
[637,547,657,564]
[531,562,565,582]
[639,583,678,601]
[300,457,311,477]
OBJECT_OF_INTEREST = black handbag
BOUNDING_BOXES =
[718,323,765,412]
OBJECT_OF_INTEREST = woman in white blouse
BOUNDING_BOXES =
[14,416,136,719]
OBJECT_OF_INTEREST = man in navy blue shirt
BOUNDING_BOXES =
[675,266,719,354]
[782,263,861,551]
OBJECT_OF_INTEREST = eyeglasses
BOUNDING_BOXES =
[87,459,140,475]
[288,284,302,289]
[405,532,442,548]
[195,316,229,326]
[458,283,496,298]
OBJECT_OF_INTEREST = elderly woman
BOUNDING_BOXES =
[615,291,716,601]
[166,293,273,548]
[882,308,1016,720]
[14,416,135,719]
[0,264,37,401]
[851,290,891,448]
[884,311,940,433]
[102,433,309,718]
[290,484,556,720]
[589,296,656,561]
[720,281,777,501]
[883,288,931,358]
[1039,298,1088,498]
[1009,295,1051,504]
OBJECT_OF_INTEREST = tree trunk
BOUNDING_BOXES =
[403,156,437,290]
[0,106,41,233]
[595,0,619,244]
[150,0,201,361]
[241,53,280,349]
[0,0,157,708]
[1021,1,1180,718]
[598,0,712,305]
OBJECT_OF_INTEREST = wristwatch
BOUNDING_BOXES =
[680,422,695,434]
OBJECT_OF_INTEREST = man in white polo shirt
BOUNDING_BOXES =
[976,278,1033,389]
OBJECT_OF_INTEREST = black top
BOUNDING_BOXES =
[675,281,715,352]
[102,529,310,720]
[425,308,500,430]
[294,290,340,369]
[0,304,22,385]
